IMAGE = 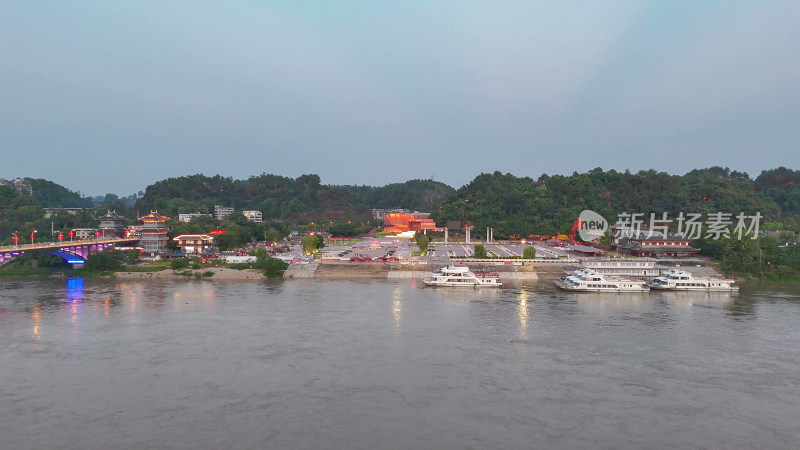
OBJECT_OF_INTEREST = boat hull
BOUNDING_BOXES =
[649,286,738,292]
[423,279,502,287]
[554,280,649,293]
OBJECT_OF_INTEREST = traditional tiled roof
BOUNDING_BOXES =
[626,243,699,252]
[138,211,170,222]
[99,210,125,220]
[173,234,214,242]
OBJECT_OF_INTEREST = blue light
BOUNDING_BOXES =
[66,277,85,303]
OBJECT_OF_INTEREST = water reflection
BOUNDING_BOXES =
[724,296,757,319]
[517,288,529,338]
[173,282,218,313]
[392,287,403,331]
[656,291,736,310]
[66,278,84,303]
[31,302,41,341]
[66,278,84,327]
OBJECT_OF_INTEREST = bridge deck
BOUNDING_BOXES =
[0,238,139,253]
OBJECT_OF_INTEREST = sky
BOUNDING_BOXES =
[1,1,799,196]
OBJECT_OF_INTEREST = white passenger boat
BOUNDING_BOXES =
[648,269,738,291]
[423,265,502,287]
[555,268,650,292]
[581,259,661,278]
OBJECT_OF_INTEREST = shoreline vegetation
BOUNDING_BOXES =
[0,265,269,280]
[0,248,289,280]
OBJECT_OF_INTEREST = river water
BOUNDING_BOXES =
[1,277,799,449]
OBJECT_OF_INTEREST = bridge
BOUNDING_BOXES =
[0,237,140,267]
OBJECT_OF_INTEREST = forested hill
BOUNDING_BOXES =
[135,174,367,220]
[754,167,800,218]
[134,174,458,220]
[341,179,455,212]
[431,167,799,239]
[26,178,94,208]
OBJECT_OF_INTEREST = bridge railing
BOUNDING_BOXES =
[0,237,139,253]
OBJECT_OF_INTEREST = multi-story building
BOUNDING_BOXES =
[73,228,96,239]
[138,211,170,254]
[178,213,212,223]
[242,210,263,223]
[98,210,127,238]
[214,205,235,221]
[172,234,215,254]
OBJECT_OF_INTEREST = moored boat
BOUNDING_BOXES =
[555,268,650,292]
[648,269,738,291]
[423,265,502,287]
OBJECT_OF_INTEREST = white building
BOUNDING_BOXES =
[214,205,235,220]
[242,210,263,223]
[178,213,212,223]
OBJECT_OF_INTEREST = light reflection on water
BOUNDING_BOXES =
[0,278,799,449]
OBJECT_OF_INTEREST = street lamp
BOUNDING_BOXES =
[30,230,38,244]
[58,232,64,242]
[69,229,74,242]
[12,231,19,248]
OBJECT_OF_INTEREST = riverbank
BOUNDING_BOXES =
[114,267,266,280]
[284,262,542,280]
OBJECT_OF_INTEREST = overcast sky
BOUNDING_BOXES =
[2,1,798,196]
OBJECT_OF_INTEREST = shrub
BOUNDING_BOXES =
[171,258,190,270]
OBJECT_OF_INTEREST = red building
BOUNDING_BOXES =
[382,212,438,234]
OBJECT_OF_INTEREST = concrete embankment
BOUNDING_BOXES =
[285,262,541,280]
[283,262,319,278]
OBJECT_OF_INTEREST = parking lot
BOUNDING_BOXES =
[289,236,585,264]
[429,243,573,259]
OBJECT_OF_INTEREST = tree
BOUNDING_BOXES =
[252,247,289,278]
[473,244,487,259]
[416,234,430,256]
[523,246,536,259]
[600,229,612,246]
[301,235,319,255]
[84,250,124,271]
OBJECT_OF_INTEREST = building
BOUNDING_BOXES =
[98,211,127,238]
[178,213,212,223]
[73,228,96,239]
[138,211,170,254]
[382,212,438,233]
[615,233,700,258]
[172,234,215,254]
[214,205,235,221]
[242,210,263,223]
[565,244,605,256]
[43,208,86,218]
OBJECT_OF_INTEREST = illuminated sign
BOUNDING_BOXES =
[209,229,227,235]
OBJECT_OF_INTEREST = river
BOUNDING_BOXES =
[1,277,799,449]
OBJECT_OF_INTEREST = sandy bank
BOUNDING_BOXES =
[114,267,266,280]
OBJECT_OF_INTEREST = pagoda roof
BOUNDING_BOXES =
[138,211,170,221]
[173,234,214,241]
[99,210,125,220]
